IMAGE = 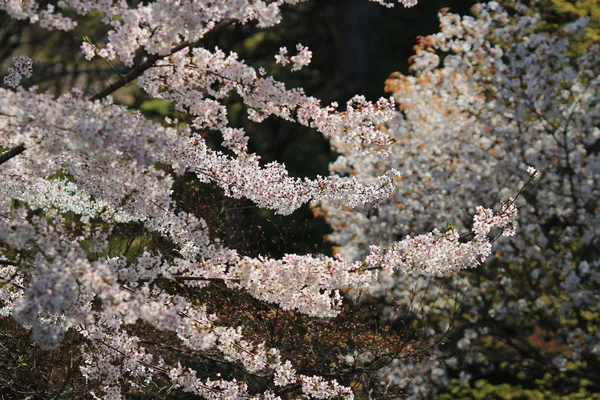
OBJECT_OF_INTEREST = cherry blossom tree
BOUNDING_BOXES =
[0,1,521,398]
[324,1,599,397]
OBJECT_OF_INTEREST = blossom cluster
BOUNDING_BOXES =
[275,44,313,71]
[0,0,529,398]
[3,55,33,88]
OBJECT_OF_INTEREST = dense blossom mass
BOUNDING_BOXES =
[0,1,527,399]
[324,2,599,397]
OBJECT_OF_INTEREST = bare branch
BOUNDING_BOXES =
[0,143,25,166]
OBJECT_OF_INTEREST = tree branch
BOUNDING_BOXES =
[0,143,25,166]
[89,52,169,101]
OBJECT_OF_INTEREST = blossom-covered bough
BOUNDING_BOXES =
[324,1,600,397]
[1,1,520,398]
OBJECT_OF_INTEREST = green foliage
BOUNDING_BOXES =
[139,99,174,118]
[535,0,600,51]
[438,378,600,400]
[514,0,600,54]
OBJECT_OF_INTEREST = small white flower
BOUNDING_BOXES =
[526,165,538,177]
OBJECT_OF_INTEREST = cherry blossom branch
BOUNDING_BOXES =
[89,19,235,101]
